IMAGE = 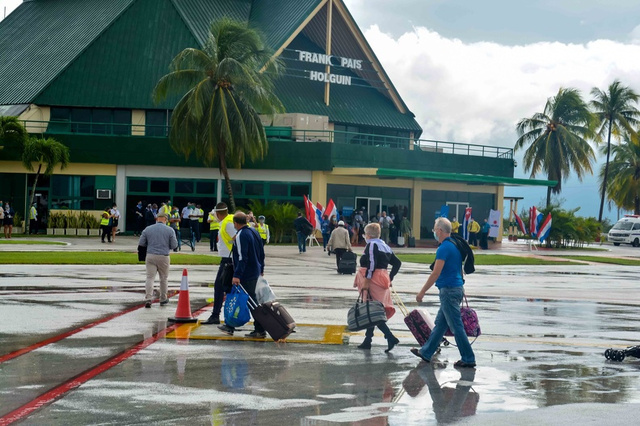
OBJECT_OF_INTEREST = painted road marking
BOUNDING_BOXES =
[0,291,178,364]
[0,303,212,426]
[166,322,348,345]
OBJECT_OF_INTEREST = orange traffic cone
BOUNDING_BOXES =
[168,269,198,323]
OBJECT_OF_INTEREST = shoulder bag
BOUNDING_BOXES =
[347,290,387,331]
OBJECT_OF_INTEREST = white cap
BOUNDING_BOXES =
[338,220,345,226]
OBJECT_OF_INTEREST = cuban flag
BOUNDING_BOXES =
[315,202,324,229]
[530,207,543,237]
[462,207,472,241]
[538,213,552,243]
[303,195,317,230]
[324,199,339,222]
[514,211,528,234]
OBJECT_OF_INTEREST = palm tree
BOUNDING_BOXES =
[515,87,596,207]
[0,116,28,153]
[22,137,70,233]
[599,136,640,215]
[153,18,284,210]
[590,80,640,222]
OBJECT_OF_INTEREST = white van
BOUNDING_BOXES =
[608,215,640,247]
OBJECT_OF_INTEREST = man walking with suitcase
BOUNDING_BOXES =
[218,212,267,338]
[327,220,352,272]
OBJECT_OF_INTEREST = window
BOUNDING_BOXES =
[146,110,169,137]
[80,176,95,197]
[175,181,194,194]
[70,108,91,133]
[113,109,131,135]
[150,180,169,193]
[633,223,640,231]
[245,183,264,196]
[196,181,216,195]
[91,109,111,134]
[48,107,131,135]
[129,179,147,192]
[269,183,288,196]
[290,184,309,197]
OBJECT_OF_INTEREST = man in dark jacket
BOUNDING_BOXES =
[293,211,312,254]
[218,212,267,338]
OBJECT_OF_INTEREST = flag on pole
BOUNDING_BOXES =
[324,199,339,221]
[538,213,552,243]
[315,202,324,230]
[514,211,528,234]
[303,195,317,230]
[530,207,543,237]
[462,207,472,241]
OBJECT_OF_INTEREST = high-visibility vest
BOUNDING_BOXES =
[257,223,268,239]
[171,212,180,229]
[218,214,234,251]
[198,208,204,223]
[29,206,37,220]
[100,212,110,226]
[469,221,480,233]
[209,213,220,231]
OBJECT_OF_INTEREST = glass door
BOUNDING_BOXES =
[446,202,469,220]
[355,197,382,222]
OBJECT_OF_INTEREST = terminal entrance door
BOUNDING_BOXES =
[355,197,382,221]
[446,202,469,220]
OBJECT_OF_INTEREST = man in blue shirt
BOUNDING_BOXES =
[218,212,267,338]
[412,217,476,368]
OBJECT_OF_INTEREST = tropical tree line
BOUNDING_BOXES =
[515,80,640,221]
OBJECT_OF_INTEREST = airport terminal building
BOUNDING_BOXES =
[0,0,552,239]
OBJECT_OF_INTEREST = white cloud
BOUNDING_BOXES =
[362,25,640,147]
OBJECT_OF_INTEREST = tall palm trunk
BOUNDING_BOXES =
[219,150,236,211]
[546,186,552,208]
[598,119,613,222]
[635,195,639,215]
[26,163,42,234]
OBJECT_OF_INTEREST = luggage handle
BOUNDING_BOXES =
[391,287,409,317]
[236,283,259,310]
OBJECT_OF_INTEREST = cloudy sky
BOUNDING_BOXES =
[3,0,640,221]
[343,0,640,222]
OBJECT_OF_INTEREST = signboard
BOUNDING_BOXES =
[296,50,364,86]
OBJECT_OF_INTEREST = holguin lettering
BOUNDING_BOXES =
[309,71,352,86]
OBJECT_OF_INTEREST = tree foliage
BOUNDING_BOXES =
[153,17,285,210]
[247,199,298,243]
[599,135,640,214]
[0,116,28,154]
[515,87,597,207]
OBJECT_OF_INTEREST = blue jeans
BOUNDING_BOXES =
[322,232,330,249]
[419,286,475,364]
[296,231,306,252]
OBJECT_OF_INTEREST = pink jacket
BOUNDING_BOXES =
[354,267,396,319]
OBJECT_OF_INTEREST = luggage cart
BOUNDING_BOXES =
[180,224,196,251]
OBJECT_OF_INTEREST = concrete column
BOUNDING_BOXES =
[311,171,328,205]
[496,185,505,243]
[115,165,127,231]
[411,180,422,240]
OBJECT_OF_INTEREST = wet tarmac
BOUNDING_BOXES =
[1,240,640,425]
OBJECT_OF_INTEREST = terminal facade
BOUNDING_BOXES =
[0,0,552,239]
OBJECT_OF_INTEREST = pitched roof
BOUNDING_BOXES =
[0,0,421,132]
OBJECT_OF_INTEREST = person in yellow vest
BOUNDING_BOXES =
[202,202,237,325]
[208,209,220,252]
[256,215,270,246]
[29,202,38,234]
[450,217,460,235]
[169,206,181,252]
[159,200,172,225]
[468,217,480,247]
[100,206,112,243]
[195,203,204,242]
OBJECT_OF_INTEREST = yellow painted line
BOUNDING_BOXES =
[166,322,348,345]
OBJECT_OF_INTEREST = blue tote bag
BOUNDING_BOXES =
[224,285,251,327]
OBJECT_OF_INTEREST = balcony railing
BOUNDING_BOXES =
[22,120,513,160]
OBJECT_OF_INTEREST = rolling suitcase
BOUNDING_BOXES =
[392,288,447,346]
[241,284,296,341]
[408,235,416,248]
[338,251,357,274]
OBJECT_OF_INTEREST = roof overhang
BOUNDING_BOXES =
[373,168,557,187]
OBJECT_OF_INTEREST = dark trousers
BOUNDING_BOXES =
[479,232,488,249]
[364,322,395,340]
[469,232,478,246]
[226,278,265,334]
[296,231,306,252]
[100,225,111,242]
[334,248,347,268]
[212,257,232,318]
[210,229,219,251]
[135,218,144,236]
[194,221,202,242]
[29,219,38,234]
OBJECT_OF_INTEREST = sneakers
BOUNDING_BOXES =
[145,301,151,308]
[218,324,234,335]
[454,360,476,369]
[245,330,267,339]
[202,315,220,325]
[159,299,169,306]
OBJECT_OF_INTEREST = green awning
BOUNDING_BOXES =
[376,168,556,187]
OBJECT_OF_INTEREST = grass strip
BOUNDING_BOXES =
[0,251,221,265]
[0,240,67,245]
[557,256,640,266]
[397,253,581,266]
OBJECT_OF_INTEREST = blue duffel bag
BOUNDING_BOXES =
[224,285,251,327]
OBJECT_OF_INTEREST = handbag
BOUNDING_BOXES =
[445,294,481,340]
[224,286,251,327]
[137,245,147,262]
[347,291,387,331]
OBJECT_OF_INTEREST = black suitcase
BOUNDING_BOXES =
[408,236,416,248]
[338,251,357,274]
[251,301,296,341]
